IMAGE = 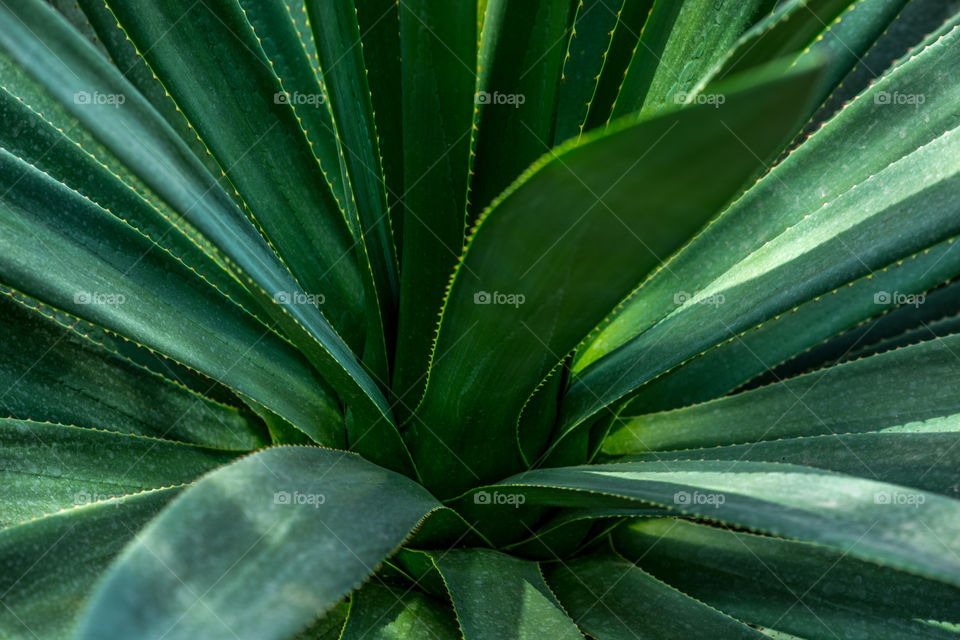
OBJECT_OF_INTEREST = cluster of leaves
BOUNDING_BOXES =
[2,0,960,638]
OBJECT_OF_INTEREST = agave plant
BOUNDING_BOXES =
[3,0,960,637]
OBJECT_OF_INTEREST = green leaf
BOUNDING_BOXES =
[0,82,258,318]
[0,487,181,639]
[0,150,342,446]
[706,0,858,83]
[293,602,349,640]
[565,26,960,436]
[604,334,960,453]
[468,0,574,217]
[582,0,652,130]
[790,0,909,119]
[547,551,766,639]
[610,0,775,120]
[424,548,584,640]
[753,276,960,386]
[409,59,824,498]
[74,0,233,188]
[234,0,349,209]
[0,0,395,433]
[615,233,960,415]
[553,0,623,144]
[307,0,399,344]
[339,582,460,640]
[615,518,960,639]
[617,432,960,499]
[0,290,267,450]
[472,460,960,589]
[77,447,440,640]
[0,419,235,525]
[102,0,365,350]
[574,16,960,375]
[356,0,405,249]
[392,0,477,414]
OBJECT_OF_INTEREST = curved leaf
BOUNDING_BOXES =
[573,12,960,379]
[102,0,365,349]
[469,460,960,589]
[410,59,824,497]
[0,0,394,432]
[77,447,440,640]
[0,149,343,445]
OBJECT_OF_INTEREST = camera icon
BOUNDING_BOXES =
[273,491,291,505]
[874,91,891,105]
[474,291,492,305]
[673,491,691,505]
[274,91,290,104]
[74,91,91,105]
[474,491,492,504]
[673,91,689,104]
[874,491,891,505]
[673,291,691,305]
[74,490,92,506]
[475,91,491,105]
[274,291,292,304]
[74,291,92,305]
[874,291,891,304]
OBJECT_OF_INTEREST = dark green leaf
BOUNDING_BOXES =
[615,518,960,639]
[392,0,476,414]
[410,60,824,498]
[611,0,775,120]
[339,582,460,640]
[0,290,267,449]
[0,419,234,525]
[553,0,623,144]
[548,551,766,639]
[468,0,573,217]
[427,548,584,640]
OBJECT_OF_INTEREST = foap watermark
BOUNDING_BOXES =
[474,290,525,308]
[74,490,125,506]
[874,91,925,106]
[274,490,326,507]
[473,490,526,508]
[673,290,725,308]
[674,91,725,107]
[874,490,925,507]
[673,490,725,508]
[874,291,924,308]
[73,90,125,107]
[274,91,325,107]
[74,291,126,307]
[274,291,325,307]
[475,91,525,108]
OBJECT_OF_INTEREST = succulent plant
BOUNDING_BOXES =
[2,0,960,638]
